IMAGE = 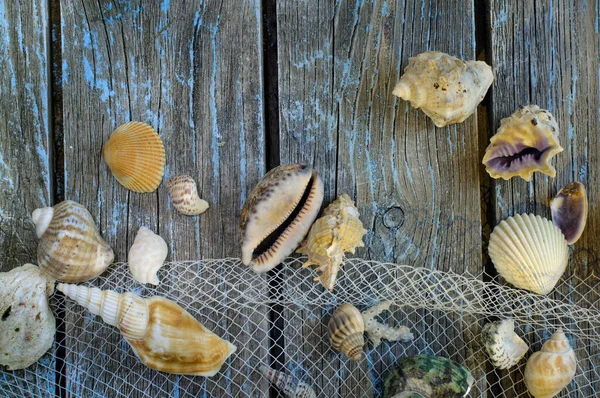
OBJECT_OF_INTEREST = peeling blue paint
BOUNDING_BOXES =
[209,20,221,198]
[62,59,69,84]
[237,79,247,204]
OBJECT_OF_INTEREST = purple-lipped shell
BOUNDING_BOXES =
[551,182,588,245]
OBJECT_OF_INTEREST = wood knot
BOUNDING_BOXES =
[383,206,405,229]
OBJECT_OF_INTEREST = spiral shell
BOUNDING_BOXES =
[128,227,168,285]
[57,284,237,376]
[328,303,365,362]
[551,181,588,245]
[482,319,528,369]
[33,200,114,283]
[166,175,209,216]
[259,366,317,398]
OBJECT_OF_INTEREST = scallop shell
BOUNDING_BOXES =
[483,105,563,181]
[297,194,367,291]
[392,51,493,127]
[259,366,317,398]
[166,175,209,216]
[33,200,114,283]
[57,283,237,376]
[0,264,55,370]
[361,301,413,347]
[328,303,365,362]
[524,329,577,398]
[128,227,168,286]
[488,214,568,295]
[102,122,166,193]
[240,164,324,273]
[551,181,588,245]
[482,319,528,369]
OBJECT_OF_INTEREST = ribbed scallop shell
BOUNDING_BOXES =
[488,214,569,295]
[328,303,365,362]
[102,122,166,193]
[551,182,588,245]
[259,366,317,398]
[128,227,168,286]
[482,319,528,369]
[524,329,577,398]
[166,175,209,216]
[33,200,114,283]
[297,194,367,291]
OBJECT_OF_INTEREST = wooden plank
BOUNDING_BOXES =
[60,0,268,396]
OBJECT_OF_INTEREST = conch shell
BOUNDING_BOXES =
[33,200,114,283]
[297,194,367,291]
[166,175,209,216]
[551,181,588,244]
[524,329,576,398]
[392,51,493,127]
[240,164,324,273]
[128,227,168,285]
[481,319,528,369]
[259,366,317,398]
[0,264,55,370]
[361,301,413,347]
[488,214,568,295]
[483,105,563,181]
[57,283,237,376]
[328,303,365,362]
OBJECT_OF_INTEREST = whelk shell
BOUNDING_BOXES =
[361,301,413,347]
[551,181,588,245]
[328,303,365,362]
[57,283,237,376]
[240,164,324,273]
[166,175,209,216]
[259,366,317,398]
[128,227,168,286]
[481,319,528,370]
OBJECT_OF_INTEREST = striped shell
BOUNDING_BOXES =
[328,303,365,362]
[551,181,588,245]
[166,175,209,216]
[259,366,317,398]
[482,319,528,370]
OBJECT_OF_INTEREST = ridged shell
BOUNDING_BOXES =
[128,227,168,286]
[328,303,365,362]
[483,105,563,181]
[551,182,588,245]
[240,164,324,273]
[488,214,569,295]
[392,51,493,127]
[482,319,528,369]
[166,175,209,216]
[361,301,413,348]
[259,366,317,398]
[297,194,367,291]
[383,355,475,398]
[33,200,114,283]
[0,264,55,370]
[102,122,166,193]
[57,283,237,376]
[524,329,577,398]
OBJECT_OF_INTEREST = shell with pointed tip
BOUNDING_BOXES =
[361,301,413,348]
[240,164,324,273]
[383,355,475,398]
[259,366,317,398]
[488,214,568,295]
[392,51,493,127]
[128,227,168,286]
[33,200,114,283]
[483,105,563,181]
[0,264,55,370]
[102,122,166,193]
[328,303,365,362]
[482,319,528,369]
[57,283,237,376]
[166,175,209,216]
[524,329,577,398]
[297,194,367,291]
[551,182,588,245]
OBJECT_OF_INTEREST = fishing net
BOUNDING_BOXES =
[1,257,600,397]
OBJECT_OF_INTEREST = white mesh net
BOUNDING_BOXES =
[1,257,600,397]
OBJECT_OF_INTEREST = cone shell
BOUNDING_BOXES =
[166,175,209,216]
[128,227,168,286]
[488,214,568,295]
[57,283,237,376]
[328,303,365,362]
[33,200,114,283]
[483,105,563,181]
[551,182,588,245]
[102,122,166,193]
[524,329,577,398]
[482,319,528,370]
[297,194,367,291]
[392,51,493,127]
[259,366,317,398]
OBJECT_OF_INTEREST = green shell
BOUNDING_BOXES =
[383,355,475,398]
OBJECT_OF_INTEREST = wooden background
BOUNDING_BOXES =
[0,0,598,396]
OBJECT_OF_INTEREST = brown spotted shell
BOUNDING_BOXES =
[166,175,209,216]
[328,303,365,362]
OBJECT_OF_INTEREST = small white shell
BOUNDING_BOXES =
[128,227,168,285]
[166,175,209,216]
[482,319,528,370]
[259,366,317,398]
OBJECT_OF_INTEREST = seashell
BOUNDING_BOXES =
[551,181,588,245]
[259,366,317,398]
[392,51,493,127]
[297,194,367,291]
[481,319,528,369]
[524,328,577,398]
[483,105,563,181]
[128,227,168,286]
[328,303,365,362]
[240,164,324,273]
[0,264,55,370]
[102,122,166,193]
[166,175,209,216]
[361,301,413,347]
[383,355,475,398]
[33,200,114,283]
[57,283,237,376]
[488,214,568,295]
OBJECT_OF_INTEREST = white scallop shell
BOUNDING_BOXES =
[128,227,168,285]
